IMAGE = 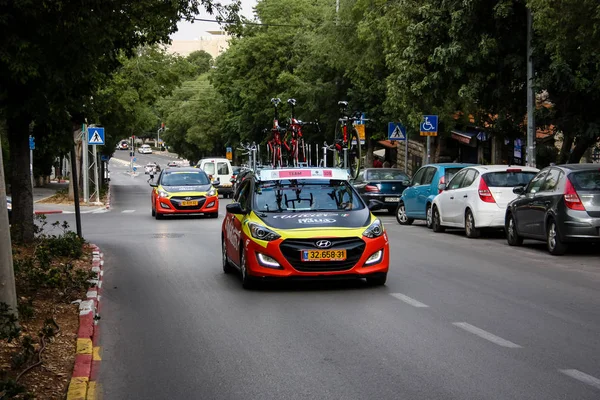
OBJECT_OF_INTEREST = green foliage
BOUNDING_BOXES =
[0,376,31,399]
[0,303,21,343]
[187,51,214,76]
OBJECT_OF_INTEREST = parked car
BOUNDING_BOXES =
[396,163,474,227]
[431,165,539,237]
[118,140,129,150]
[138,144,153,154]
[352,168,411,213]
[505,164,600,255]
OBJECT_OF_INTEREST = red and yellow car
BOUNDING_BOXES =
[221,168,389,288]
[150,167,219,219]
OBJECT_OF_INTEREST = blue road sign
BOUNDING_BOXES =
[388,123,406,141]
[101,155,110,162]
[88,127,105,145]
[133,167,137,172]
[420,115,438,135]
[133,158,137,162]
[29,136,35,150]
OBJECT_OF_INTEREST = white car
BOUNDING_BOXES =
[431,165,539,237]
[139,144,153,154]
[144,163,157,174]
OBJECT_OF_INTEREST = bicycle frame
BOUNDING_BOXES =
[266,98,289,168]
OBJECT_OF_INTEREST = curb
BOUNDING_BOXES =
[105,183,111,210]
[66,245,104,400]
[34,210,63,215]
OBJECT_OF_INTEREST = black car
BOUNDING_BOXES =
[352,168,411,213]
[505,164,600,255]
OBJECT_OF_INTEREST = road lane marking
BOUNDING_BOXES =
[92,209,109,214]
[452,322,522,348]
[121,210,135,213]
[560,369,600,390]
[390,293,429,308]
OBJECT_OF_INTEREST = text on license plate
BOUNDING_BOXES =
[385,197,400,202]
[181,200,198,206]
[302,249,346,262]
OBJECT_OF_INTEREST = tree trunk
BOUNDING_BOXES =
[568,136,598,163]
[558,133,574,164]
[0,137,18,319]
[7,116,34,243]
[68,125,83,201]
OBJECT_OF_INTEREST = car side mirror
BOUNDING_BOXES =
[149,182,157,187]
[513,185,525,195]
[226,203,247,215]
[367,199,385,211]
[213,179,221,187]
[438,183,446,191]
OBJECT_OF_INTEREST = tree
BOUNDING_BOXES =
[0,0,239,242]
[187,51,214,76]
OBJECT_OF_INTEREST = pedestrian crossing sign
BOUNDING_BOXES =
[88,127,105,145]
[388,122,406,141]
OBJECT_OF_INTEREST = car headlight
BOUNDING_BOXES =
[158,190,169,198]
[362,219,384,238]
[208,186,217,196]
[248,222,281,242]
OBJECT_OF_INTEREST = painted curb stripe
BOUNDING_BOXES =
[72,354,92,378]
[66,377,88,400]
[77,338,93,354]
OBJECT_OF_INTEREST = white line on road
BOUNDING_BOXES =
[92,209,109,214]
[389,293,429,308]
[121,210,135,213]
[452,322,522,348]
[559,369,600,391]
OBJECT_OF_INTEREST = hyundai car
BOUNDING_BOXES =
[221,168,390,289]
[150,167,219,219]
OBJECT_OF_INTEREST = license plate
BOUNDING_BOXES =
[181,200,198,206]
[302,249,346,262]
[385,197,400,202]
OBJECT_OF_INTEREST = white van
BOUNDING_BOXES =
[197,158,233,198]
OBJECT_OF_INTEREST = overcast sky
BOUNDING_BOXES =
[170,0,258,40]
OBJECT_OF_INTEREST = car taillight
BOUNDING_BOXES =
[438,176,445,194]
[506,168,522,173]
[478,178,496,203]
[365,184,379,193]
[564,178,585,210]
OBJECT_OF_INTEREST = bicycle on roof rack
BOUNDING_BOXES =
[265,98,289,169]
[319,101,364,179]
[237,141,258,172]
[283,98,320,168]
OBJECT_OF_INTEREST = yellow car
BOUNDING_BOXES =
[221,168,390,288]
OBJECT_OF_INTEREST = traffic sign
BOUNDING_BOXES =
[226,147,232,161]
[29,136,35,150]
[420,115,438,137]
[133,167,137,172]
[388,123,406,141]
[88,127,105,145]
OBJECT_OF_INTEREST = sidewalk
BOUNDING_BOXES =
[33,183,107,214]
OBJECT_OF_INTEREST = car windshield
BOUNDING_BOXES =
[482,171,537,187]
[569,170,600,191]
[161,171,209,186]
[254,179,365,212]
[366,169,409,181]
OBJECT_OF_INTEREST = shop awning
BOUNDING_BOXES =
[451,130,477,145]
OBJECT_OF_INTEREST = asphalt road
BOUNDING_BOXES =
[42,151,600,399]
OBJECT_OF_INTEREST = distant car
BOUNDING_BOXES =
[505,164,600,255]
[145,163,157,174]
[167,161,178,167]
[352,168,411,213]
[138,144,153,154]
[6,196,11,223]
[118,140,129,150]
[431,165,539,237]
[396,163,474,227]
[150,167,219,219]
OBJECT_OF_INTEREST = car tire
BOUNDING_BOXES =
[396,202,414,225]
[240,246,255,289]
[222,237,234,274]
[155,211,163,220]
[465,209,481,238]
[546,218,567,255]
[505,213,523,246]
[151,207,156,217]
[209,212,219,219]
[425,204,433,229]
[366,273,387,286]
[432,206,445,233]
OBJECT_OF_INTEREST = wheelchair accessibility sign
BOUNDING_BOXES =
[420,115,438,137]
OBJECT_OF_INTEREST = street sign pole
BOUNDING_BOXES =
[405,132,409,173]
[82,124,89,203]
[29,136,34,190]
[93,144,100,203]
[426,136,431,164]
[420,115,438,165]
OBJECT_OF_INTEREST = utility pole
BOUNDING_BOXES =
[70,146,83,238]
[526,8,536,167]
[82,123,89,203]
[0,139,18,318]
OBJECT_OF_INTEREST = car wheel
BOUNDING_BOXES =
[396,202,414,225]
[240,246,256,289]
[209,212,219,219]
[426,204,433,229]
[151,207,155,217]
[155,211,163,220]
[366,273,387,286]
[547,219,567,255]
[431,206,445,233]
[222,237,233,274]
[465,209,480,238]
[506,213,523,246]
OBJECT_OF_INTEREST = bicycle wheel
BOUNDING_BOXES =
[298,138,306,165]
[348,128,362,179]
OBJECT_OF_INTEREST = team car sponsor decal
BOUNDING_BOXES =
[225,216,241,251]
[258,209,371,229]
[162,185,212,193]
[298,218,336,224]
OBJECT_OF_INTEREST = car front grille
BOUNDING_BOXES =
[170,196,206,210]
[279,237,365,272]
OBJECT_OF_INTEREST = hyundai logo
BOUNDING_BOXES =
[315,240,332,248]
[184,197,192,200]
